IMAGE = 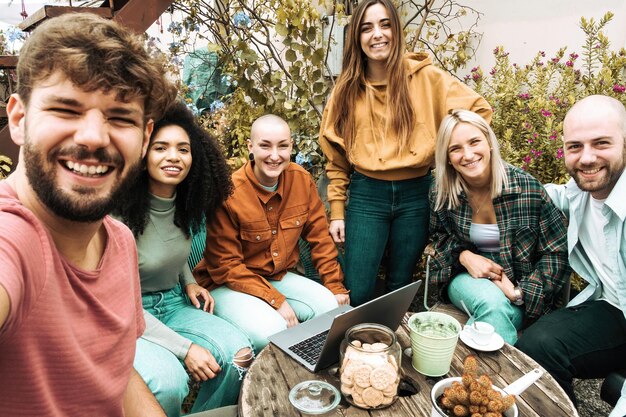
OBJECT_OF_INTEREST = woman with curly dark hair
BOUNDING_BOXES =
[115,101,253,416]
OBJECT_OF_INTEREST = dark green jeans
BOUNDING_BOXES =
[515,300,626,406]
[343,171,431,306]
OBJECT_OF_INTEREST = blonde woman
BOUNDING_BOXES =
[429,109,569,343]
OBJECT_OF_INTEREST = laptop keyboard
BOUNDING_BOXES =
[288,330,330,365]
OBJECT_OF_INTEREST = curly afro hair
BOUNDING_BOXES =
[115,101,233,237]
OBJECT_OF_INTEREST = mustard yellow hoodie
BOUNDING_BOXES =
[319,52,492,220]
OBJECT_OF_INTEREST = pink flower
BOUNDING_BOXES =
[472,73,481,82]
[569,53,579,59]
[541,109,553,117]
[556,148,564,159]
[551,57,560,64]
[527,138,534,144]
[489,68,496,75]
[523,156,532,164]
[539,51,546,57]
[613,84,626,93]
[518,93,530,100]
[566,60,573,67]
[549,132,558,140]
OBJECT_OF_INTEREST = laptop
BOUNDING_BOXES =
[268,280,421,372]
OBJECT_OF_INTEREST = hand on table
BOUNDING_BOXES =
[184,343,221,381]
[185,283,214,313]
[277,301,299,328]
[335,293,350,306]
[329,219,345,243]
[459,250,504,281]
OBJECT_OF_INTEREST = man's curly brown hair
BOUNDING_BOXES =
[16,13,176,122]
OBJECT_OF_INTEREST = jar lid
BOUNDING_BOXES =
[288,380,341,415]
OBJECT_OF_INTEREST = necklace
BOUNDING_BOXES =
[469,190,491,214]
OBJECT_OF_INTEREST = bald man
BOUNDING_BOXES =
[516,95,626,417]
[193,114,349,352]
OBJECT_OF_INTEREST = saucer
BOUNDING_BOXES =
[459,326,504,352]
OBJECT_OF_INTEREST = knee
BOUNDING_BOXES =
[314,293,339,315]
[516,325,562,360]
[146,364,189,413]
[474,294,512,317]
[233,347,254,369]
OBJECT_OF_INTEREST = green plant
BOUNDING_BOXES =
[465,12,626,186]
[465,12,626,291]
[169,0,481,171]
[0,155,11,180]
[0,27,22,175]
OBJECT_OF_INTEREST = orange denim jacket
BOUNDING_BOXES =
[193,162,348,309]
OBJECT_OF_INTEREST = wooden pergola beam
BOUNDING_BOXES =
[112,0,174,34]
[0,56,19,69]
[0,126,18,168]
[18,6,114,32]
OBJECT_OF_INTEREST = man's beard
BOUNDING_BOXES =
[23,142,142,222]
[568,147,625,196]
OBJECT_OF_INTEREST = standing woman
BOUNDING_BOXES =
[319,0,492,305]
[429,109,569,344]
[115,102,253,416]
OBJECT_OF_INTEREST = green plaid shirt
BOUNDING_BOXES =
[429,164,570,319]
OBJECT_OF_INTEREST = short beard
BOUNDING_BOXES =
[23,142,142,223]
[568,146,626,196]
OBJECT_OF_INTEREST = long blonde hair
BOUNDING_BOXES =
[434,109,508,211]
[327,0,414,157]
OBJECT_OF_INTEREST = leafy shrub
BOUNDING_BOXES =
[465,12,626,185]
[170,0,481,172]
[465,12,626,291]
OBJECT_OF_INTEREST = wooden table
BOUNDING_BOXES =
[239,306,579,416]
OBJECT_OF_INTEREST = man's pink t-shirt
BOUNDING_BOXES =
[0,181,145,416]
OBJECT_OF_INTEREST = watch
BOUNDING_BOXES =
[512,286,524,306]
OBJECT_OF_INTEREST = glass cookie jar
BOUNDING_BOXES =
[338,323,402,409]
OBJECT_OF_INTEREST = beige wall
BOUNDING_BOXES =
[462,0,626,74]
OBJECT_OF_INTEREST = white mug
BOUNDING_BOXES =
[467,321,494,345]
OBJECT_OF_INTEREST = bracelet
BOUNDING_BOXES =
[512,286,524,306]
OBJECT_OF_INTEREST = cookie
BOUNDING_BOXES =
[351,388,364,405]
[387,354,399,370]
[382,383,397,397]
[371,342,388,351]
[340,369,354,386]
[353,364,374,388]
[362,387,384,408]
[381,394,394,405]
[370,365,397,390]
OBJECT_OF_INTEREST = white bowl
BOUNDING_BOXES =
[430,377,518,417]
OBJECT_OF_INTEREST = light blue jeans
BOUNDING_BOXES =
[211,272,339,353]
[135,284,252,416]
[447,272,524,344]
